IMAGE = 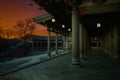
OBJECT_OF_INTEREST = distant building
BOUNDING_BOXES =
[26,35,63,50]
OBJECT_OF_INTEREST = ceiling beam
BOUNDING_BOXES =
[79,2,120,15]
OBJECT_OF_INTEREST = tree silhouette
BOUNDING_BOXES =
[4,29,14,39]
[0,26,5,39]
[0,26,2,38]
[0,26,15,39]
[14,18,36,40]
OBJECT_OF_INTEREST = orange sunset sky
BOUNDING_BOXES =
[0,0,56,37]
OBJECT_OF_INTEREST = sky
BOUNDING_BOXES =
[0,0,56,36]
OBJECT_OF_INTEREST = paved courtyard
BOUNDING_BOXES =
[0,48,120,80]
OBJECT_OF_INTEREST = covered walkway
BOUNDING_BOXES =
[0,48,120,80]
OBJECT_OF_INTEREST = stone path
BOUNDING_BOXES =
[0,48,120,80]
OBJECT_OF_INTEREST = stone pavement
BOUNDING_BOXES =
[0,48,120,80]
[0,49,65,75]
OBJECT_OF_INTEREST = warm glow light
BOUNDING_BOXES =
[95,37,97,40]
[97,23,101,28]
[62,24,65,28]
[50,28,53,30]
[68,28,71,31]
[52,18,55,22]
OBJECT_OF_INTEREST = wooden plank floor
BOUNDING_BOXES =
[0,49,120,80]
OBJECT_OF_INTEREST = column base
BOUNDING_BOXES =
[71,57,80,67]
[48,55,51,59]
[113,57,120,62]
[81,56,88,60]
[71,64,81,68]
[48,52,51,58]
[112,54,120,62]
[80,54,88,60]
